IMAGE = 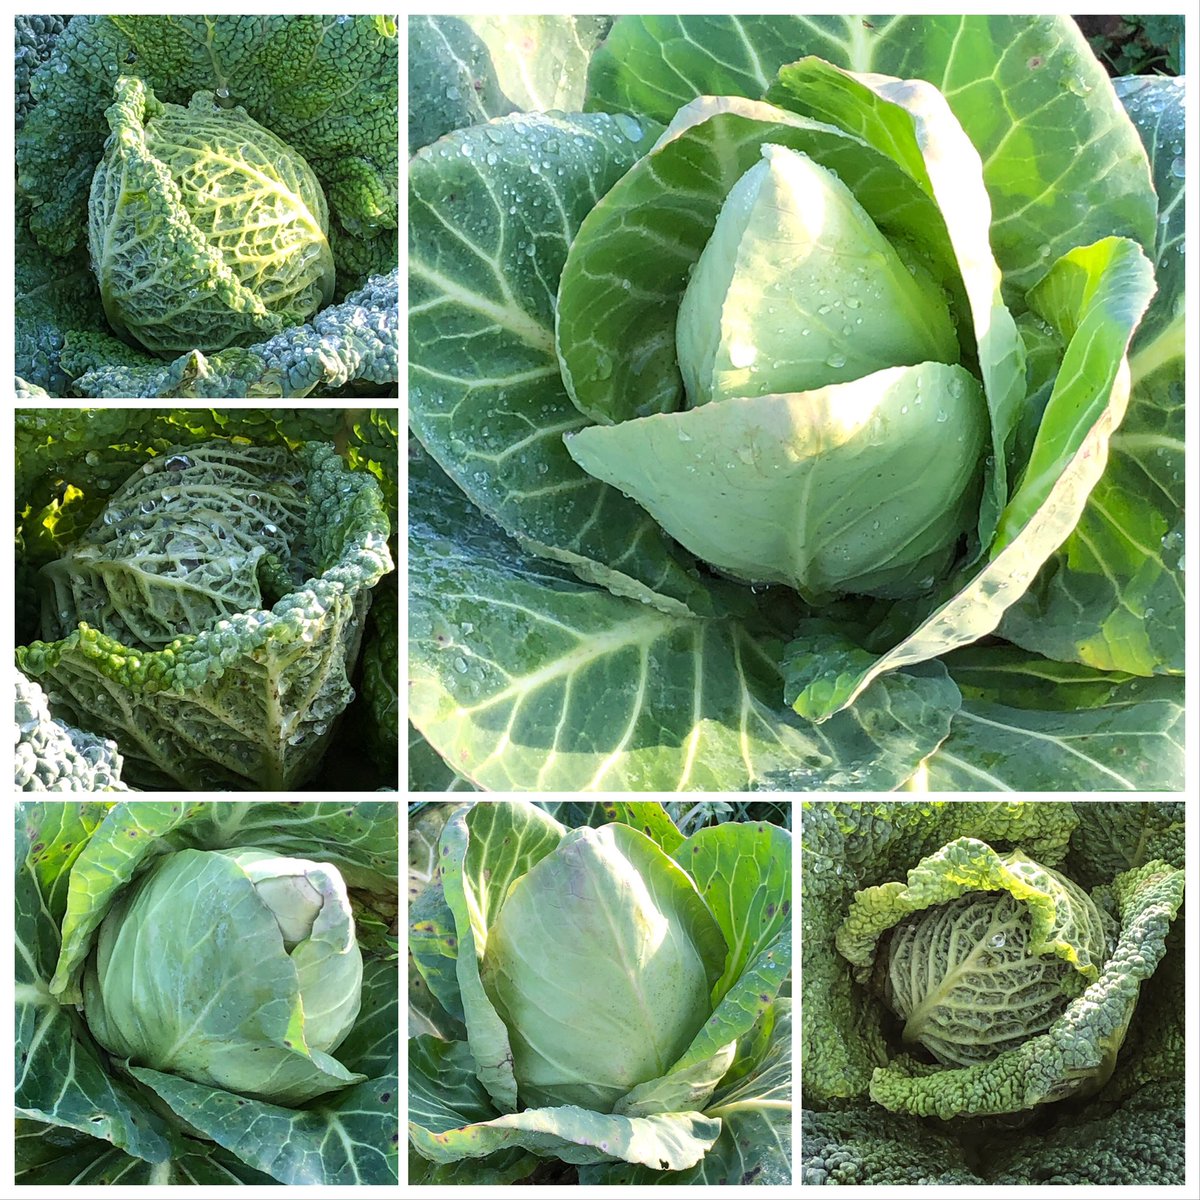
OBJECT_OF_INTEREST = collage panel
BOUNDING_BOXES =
[15,14,398,401]
[799,798,1185,1186]
[14,800,400,1184]
[407,799,794,1185]
[408,13,1184,794]
[14,406,399,794]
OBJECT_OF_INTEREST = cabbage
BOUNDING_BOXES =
[480,823,728,1110]
[83,847,364,1104]
[409,800,793,1181]
[89,76,335,354]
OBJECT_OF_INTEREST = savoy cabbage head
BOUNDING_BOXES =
[15,14,398,398]
[801,800,1185,1185]
[15,408,398,792]
[89,77,337,355]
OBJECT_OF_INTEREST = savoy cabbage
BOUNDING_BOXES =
[15,14,398,398]
[15,673,129,792]
[89,77,338,355]
[15,408,398,792]
[802,800,1185,1185]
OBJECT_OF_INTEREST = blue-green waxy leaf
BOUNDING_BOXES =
[410,402,963,795]
[789,237,1156,722]
[998,77,1185,677]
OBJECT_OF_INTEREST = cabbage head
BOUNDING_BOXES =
[480,823,729,1111]
[17,801,398,1186]
[880,877,1111,1067]
[89,76,336,354]
[582,140,987,601]
[801,800,1186,1184]
[83,846,364,1104]
[18,433,394,791]
[832,832,1177,1117]
[409,801,792,1184]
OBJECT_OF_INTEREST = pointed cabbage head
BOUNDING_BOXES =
[480,823,729,1112]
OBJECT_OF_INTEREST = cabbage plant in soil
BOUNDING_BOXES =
[14,408,398,792]
[16,14,398,398]
[408,800,792,1184]
[801,800,1185,1184]
[408,13,1185,792]
[15,801,399,1185]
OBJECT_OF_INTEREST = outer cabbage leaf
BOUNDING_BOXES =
[59,270,399,400]
[998,75,1184,677]
[836,839,1114,985]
